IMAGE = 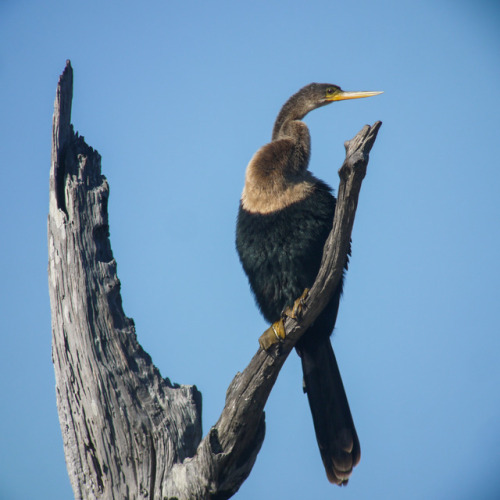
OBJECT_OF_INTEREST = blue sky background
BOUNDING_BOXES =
[1,1,499,499]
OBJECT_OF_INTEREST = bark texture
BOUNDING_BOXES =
[48,60,381,499]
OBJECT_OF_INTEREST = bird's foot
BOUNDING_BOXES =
[258,289,309,351]
[283,288,309,320]
[259,319,286,350]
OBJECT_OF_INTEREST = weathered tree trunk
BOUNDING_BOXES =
[48,60,381,499]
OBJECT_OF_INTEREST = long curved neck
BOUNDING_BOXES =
[241,90,324,213]
[270,93,316,176]
[272,91,315,141]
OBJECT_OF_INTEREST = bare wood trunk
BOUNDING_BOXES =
[48,61,381,499]
[48,61,203,500]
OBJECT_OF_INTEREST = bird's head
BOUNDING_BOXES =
[272,82,382,140]
[298,82,383,112]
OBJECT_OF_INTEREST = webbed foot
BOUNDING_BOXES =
[259,319,286,350]
[258,288,309,351]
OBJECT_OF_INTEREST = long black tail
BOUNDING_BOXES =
[300,337,360,485]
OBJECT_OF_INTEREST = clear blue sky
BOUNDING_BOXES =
[1,1,499,499]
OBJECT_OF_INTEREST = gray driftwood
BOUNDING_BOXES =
[48,60,381,499]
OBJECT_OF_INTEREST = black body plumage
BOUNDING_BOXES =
[236,83,362,485]
[236,180,335,324]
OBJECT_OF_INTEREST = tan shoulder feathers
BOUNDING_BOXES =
[241,140,317,214]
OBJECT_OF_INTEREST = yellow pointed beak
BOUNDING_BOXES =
[328,90,383,102]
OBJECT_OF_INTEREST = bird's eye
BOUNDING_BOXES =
[327,87,334,94]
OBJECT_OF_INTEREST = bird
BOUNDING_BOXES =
[235,83,382,485]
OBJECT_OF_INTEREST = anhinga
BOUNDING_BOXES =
[236,83,382,485]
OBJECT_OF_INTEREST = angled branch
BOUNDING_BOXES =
[48,60,381,500]
[163,122,382,498]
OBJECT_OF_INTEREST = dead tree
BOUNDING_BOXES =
[48,60,381,499]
